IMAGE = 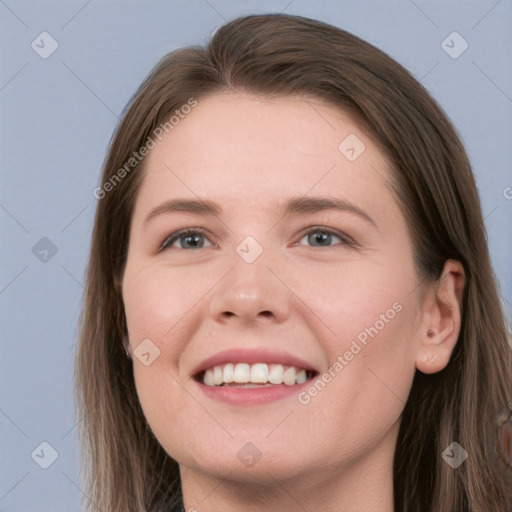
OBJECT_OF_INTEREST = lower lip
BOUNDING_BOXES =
[197,380,311,405]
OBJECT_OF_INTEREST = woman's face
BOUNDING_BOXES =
[122,92,428,485]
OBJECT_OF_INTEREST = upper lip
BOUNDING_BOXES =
[192,348,319,378]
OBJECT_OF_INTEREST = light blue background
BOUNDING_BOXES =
[1,1,511,510]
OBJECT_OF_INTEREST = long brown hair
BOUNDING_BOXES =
[76,13,512,511]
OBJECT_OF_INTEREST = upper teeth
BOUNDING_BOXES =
[201,363,309,386]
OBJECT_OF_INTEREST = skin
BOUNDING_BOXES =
[122,92,464,512]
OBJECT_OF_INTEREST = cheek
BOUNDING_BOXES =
[293,250,416,349]
[122,262,216,422]
[123,265,204,460]
[298,257,419,425]
[123,264,205,352]
[297,308,417,464]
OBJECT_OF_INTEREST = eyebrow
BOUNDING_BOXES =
[144,196,377,228]
[144,198,222,225]
[282,196,377,227]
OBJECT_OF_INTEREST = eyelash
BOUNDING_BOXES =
[159,228,214,251]
[159,227,355,251]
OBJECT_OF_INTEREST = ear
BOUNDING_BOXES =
[415,259,465,374]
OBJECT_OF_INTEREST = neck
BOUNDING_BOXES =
[180,422,397,512]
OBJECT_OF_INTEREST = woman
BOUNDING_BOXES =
[76,13,512,512]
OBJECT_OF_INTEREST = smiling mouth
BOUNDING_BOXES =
[196,362,317,387]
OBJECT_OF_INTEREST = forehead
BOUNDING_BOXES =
[134,92,394,219]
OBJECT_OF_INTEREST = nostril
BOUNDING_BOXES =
[259,311,272,317]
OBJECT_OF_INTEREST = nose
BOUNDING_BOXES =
[209,257,291,325]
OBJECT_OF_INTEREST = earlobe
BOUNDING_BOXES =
[415,260,465,375]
